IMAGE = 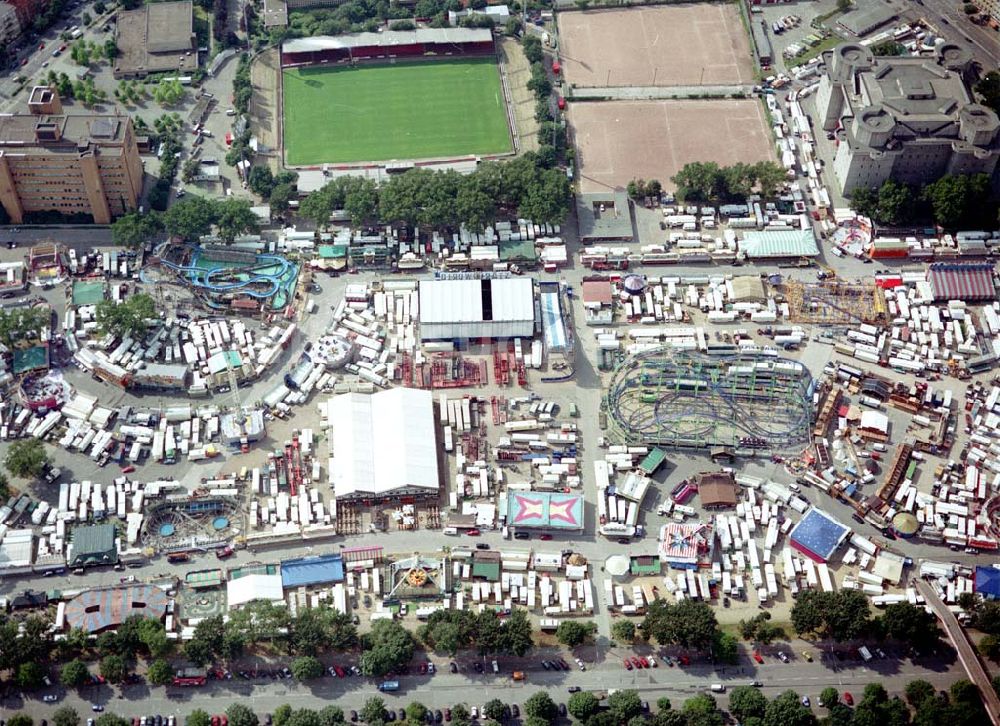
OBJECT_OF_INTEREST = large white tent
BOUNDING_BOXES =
[419,277,535,341]
[329,388,440,502]
[226,574,285,608]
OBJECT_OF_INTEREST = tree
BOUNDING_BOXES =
[672,162,722,202]
[501,607,534,657]
[226,705,259,726]
[270,184,295,216]
[60,659,90,688]
[5,438,50,480]
[975,71,1000,116]
[360,698,386,725]
[739,612,785,645]
[272,706,292,726]
[401,703,425,724]
[152,78,185,106]
[524,692,557,721]
[568,691,601,721]
[657,697,673,712]
[359,620,414,677]
[874,179,918,226]
[906,680,936,707]
[290,655,324,681]
[683,694,723,726]
[104,39,118,59]
[181,158,201,184]
[881,601,941,654]
[215,198,260,242]
[608,690,643,723]
[923,173,992,230]
[612,620,636,643]
[163,196,218,241]
[111,210,163,250]
[185,713,211,726]
[53,707,81,726]
[713,631,739,664]
[8,717,33,726]
[450,704,471,726]
[146,659,174,686]
[290,607,357,654]
[729,687,768,721]
[791,590,871,642]
[316,706,344,726]
[95,294,155,339]
[17,661,46,690]
[820,687,840,708]
[643,599,719,651]
[556,620,595,648]
[763,690,816,726]
[100,654,129,683]
[482,700,505,722]
[837,0,851,11]
[522,34,543,64]
[248,166,275,197]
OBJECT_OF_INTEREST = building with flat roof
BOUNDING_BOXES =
[816,42,1000,194]
[418,277,535,341]
[0,2,21,46]
[113,0,197,79]
[576,191,634,242]
[67,523,118,568]
[0,92,144,224]
[329,388,440,504]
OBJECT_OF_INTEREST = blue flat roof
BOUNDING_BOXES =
[280,554,345,588]
[976,565,1000,600]
[789,508,850,562]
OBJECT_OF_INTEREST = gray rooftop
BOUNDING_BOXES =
[839,5,897,36]
[576,191,634,242]
[115,1,197,76]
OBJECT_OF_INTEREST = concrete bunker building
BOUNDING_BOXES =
[816,42,1000,194]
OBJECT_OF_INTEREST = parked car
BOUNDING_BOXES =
[753,651,764,664]
[777,652,790,663]
[43,695,59,703]
[801,696,810,707]
[623,659,633,671]
[843,692,854,706]
[568,686,581,693]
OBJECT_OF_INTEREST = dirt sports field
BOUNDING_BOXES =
[558,5,755,88]
[568,99,775,194]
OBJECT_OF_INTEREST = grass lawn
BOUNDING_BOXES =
[282,58,513,165]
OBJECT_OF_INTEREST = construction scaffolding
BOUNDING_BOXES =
[604,348,814,453]
[783,279,886,325]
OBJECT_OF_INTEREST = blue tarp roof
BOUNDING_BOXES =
[789,508,850,562]
[976,565,1000,600]
[280,554,346,588]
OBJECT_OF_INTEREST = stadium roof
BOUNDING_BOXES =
[419,278,535,340]
[789,508,850,562]
[280,554,346,589]
[227,573,285,608]
[976,565,1000,600]
[65,585,168,633]
[283,28,492,54]
[740,229,819,259]
[506,491,584,530]
[927,263,996,301]
[330,388,439,501]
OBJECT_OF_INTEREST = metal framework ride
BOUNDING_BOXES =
[604,348,814,453]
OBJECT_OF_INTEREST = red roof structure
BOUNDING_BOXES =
[927,263,996,301]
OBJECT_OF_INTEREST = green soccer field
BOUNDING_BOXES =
[282,58,513,165]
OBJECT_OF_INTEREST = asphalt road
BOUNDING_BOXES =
[7,649,968,720]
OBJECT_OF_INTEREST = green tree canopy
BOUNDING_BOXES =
[146,659,174,686]
[763,690,817,726]
[16,661,46,690]
[360,698,386,725]
[608,689,644,723]
[8,716,33,726]
[290,606,357,654]
[612,620,636,643]
[215,198,261,242]
[643,599,720,651]
[60,658,90,688]
[290,655,325,681]
[163,195,219,241]
[111,210,163,250]
[729,686,768,720]
[0,306,51,348]
[568,691,601,721]
[99,654,129,683]
[316,706,344,726]
[95,293,155,339]
[555,620,595,648]
[52,707,81,726]
[482,699,505,722]
[225,704,259,726]
[923,173,993,230]
[359,619,414,677]
[524,692,557,721]
[791,590,871,641]
[5,438,50,480]
[820,687,840,708]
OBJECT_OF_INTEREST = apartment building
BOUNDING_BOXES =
[0,1,21,46]
[0,88,144,224]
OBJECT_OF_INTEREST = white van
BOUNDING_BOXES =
[442,527,459,536]
[710,684,726,693]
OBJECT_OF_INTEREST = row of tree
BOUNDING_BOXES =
[848,174,997,231]
[417,608,534,656]
[112,195,260,248]
[247,167,300,216]
[298,154,570,232]
[671,161,788,203]
[3,677,992,726]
